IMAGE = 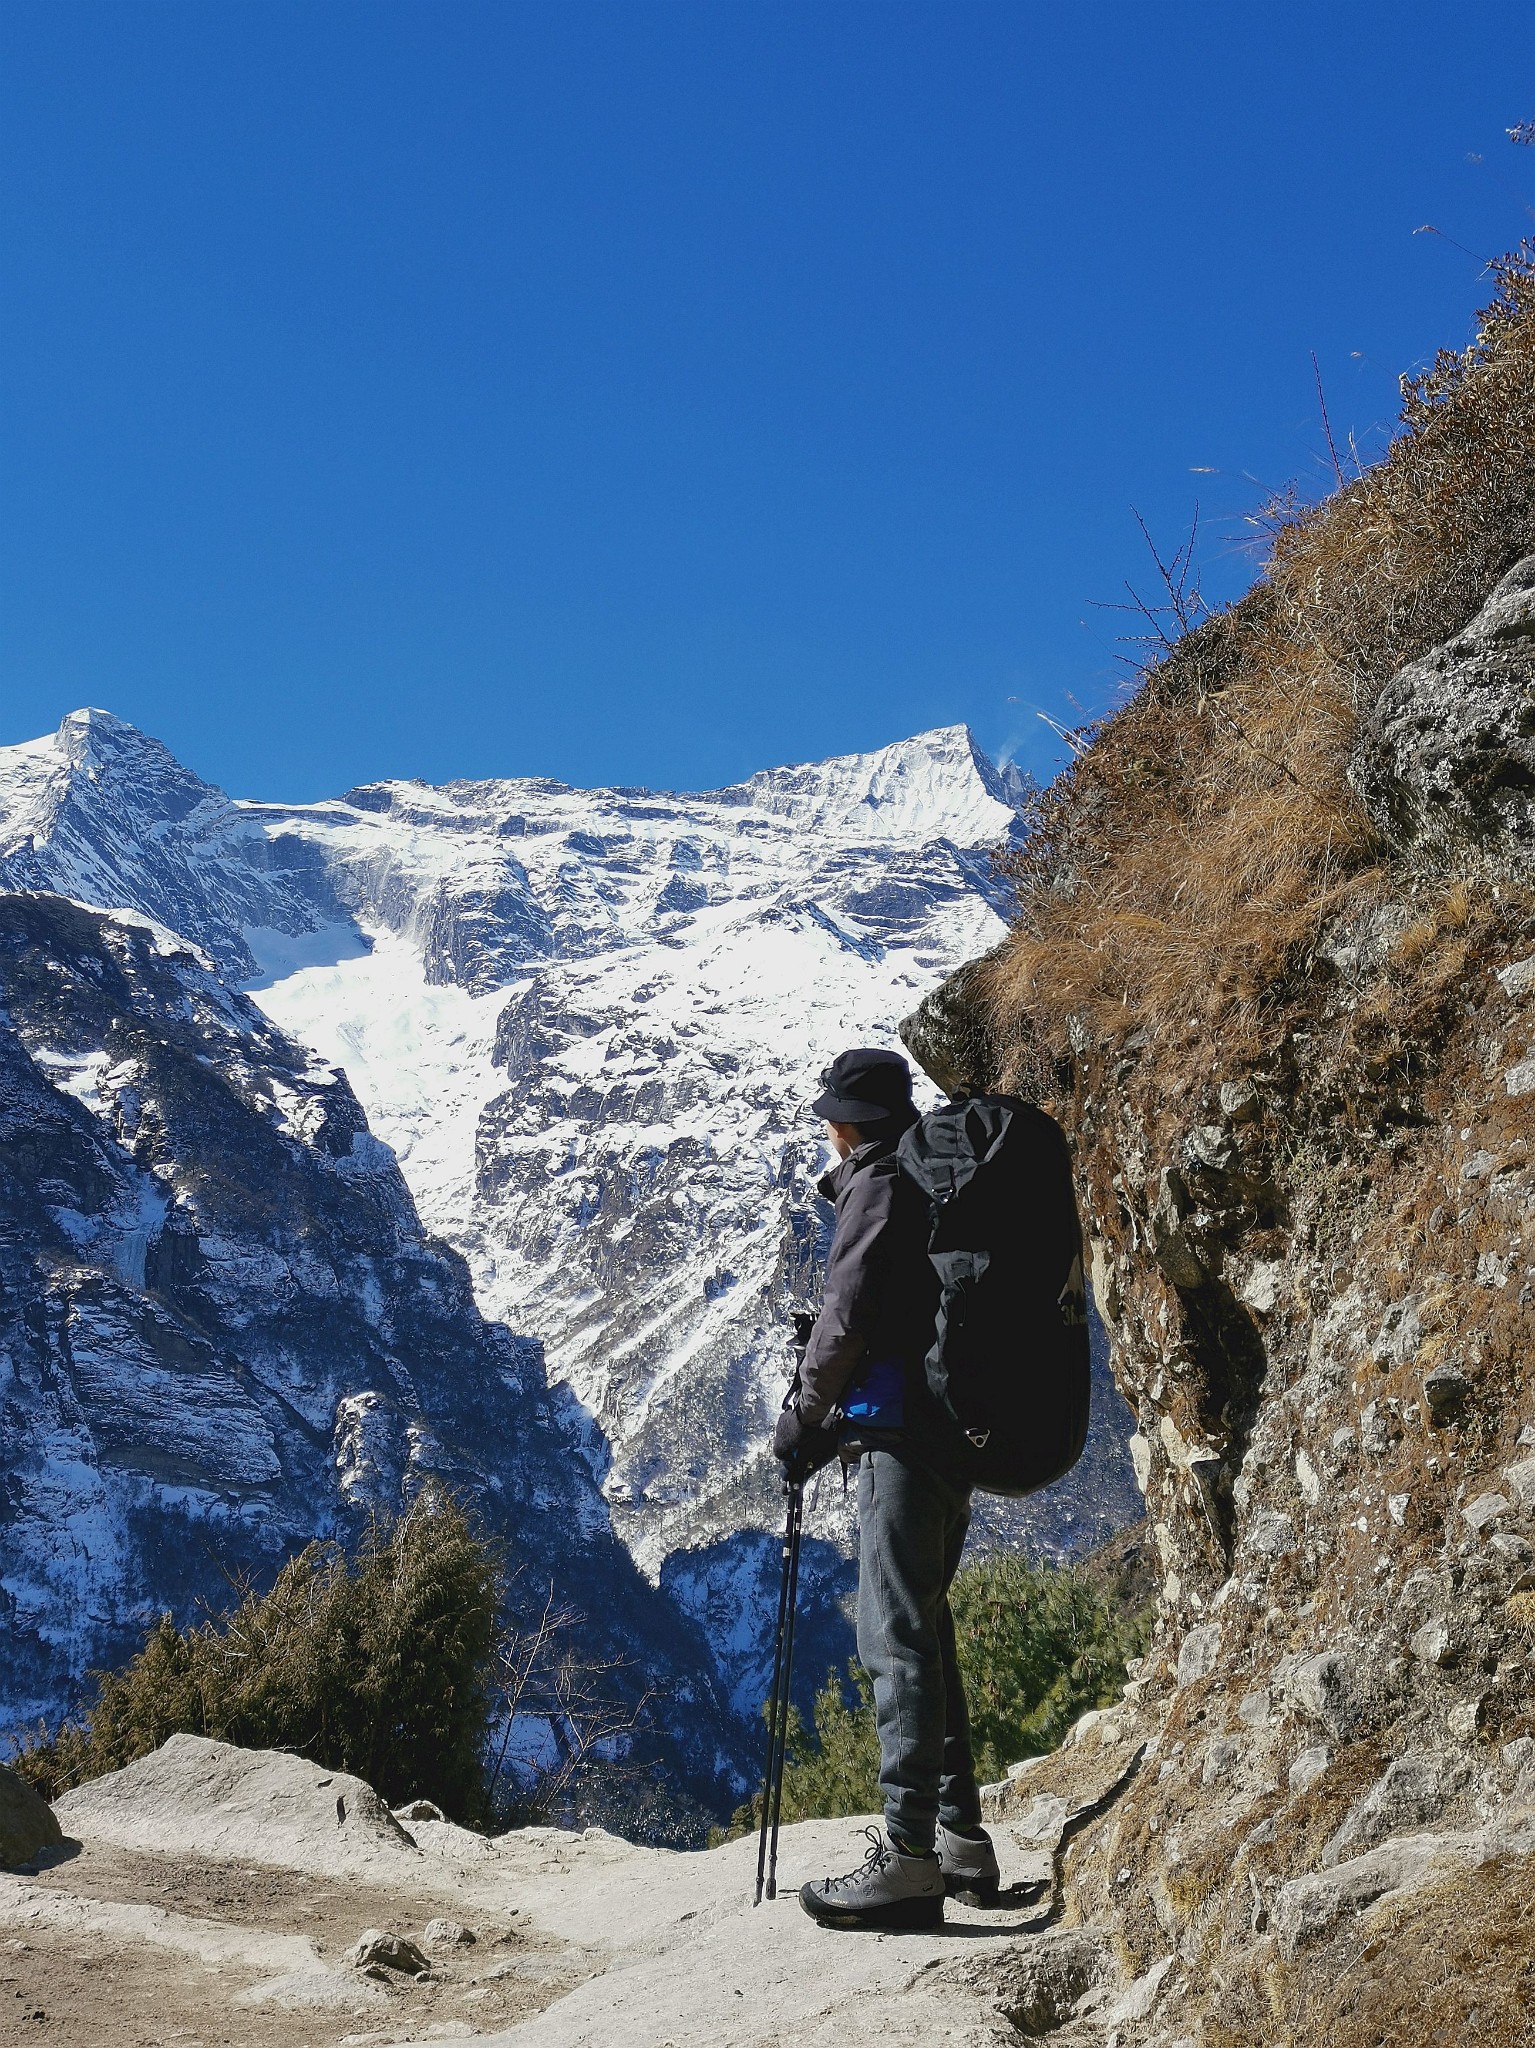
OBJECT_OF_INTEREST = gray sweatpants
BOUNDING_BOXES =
[855,1448,982,1853]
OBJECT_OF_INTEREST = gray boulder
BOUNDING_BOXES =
[1353,553,1535,857]
[899,948,1007,1096]
[347,1928,430,1974]
[423,1916,476,1947]
[0,1765,63,1869]
[1176,1622,1223,1688]
[1282,1649,1378,1739]
[1320,1753,1449,1867]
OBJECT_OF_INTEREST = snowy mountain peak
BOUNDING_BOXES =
[1,708,218,822]
[59,704,152,747]
[722,723,1029,846]
[0,707,222,852]
[0,711,332,978]
[317,723,1026,854]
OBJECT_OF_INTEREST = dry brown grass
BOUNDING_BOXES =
[976,250,1535,2047]
[1200,1857,1535,2048]
[989,249,1535,1065]
[1287,1857,1535,2048]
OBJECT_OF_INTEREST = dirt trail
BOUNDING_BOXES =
[0,1836,588,2047]
[0,1737,1076,2048]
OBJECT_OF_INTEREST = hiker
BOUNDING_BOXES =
[773,1046,1000,1931]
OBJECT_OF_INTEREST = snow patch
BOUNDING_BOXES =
[242,920,371,987]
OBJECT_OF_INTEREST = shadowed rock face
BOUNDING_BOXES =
[899,947,1010,1098]
[0,892,740,1821]
[1354,551,1535,856]
[0,1764,61,1868]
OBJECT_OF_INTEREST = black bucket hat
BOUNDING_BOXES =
[811,1048,916,1127]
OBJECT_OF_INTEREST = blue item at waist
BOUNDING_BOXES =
[842,1356,906,1430]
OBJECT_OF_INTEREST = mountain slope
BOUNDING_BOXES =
[0,890,738,1815]
[0,712,1139,1731]
[932,265,1535,2042]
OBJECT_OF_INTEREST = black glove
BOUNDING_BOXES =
[773,1401,839,1478]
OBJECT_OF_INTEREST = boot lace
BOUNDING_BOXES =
[820,1825,893,1893]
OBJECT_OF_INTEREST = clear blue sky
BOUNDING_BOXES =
[3,3,1533,801]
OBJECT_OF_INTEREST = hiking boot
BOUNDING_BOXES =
[936,1821,1001,1906]
[799,1826,944,1931]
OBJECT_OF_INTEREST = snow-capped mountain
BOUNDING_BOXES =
[0,710,1138,1734]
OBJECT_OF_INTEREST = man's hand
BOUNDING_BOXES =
[773,1401,839,1478]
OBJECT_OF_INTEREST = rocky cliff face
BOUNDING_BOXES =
[917,484,1535,2038]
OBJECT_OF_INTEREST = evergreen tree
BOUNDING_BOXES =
[729,1550,1149,1832]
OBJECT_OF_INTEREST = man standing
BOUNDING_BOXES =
[772,1047,1000,1931]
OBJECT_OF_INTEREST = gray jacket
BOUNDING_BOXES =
[796,1135,941,1425]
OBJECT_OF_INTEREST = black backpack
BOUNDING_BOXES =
[896,1095,1091,1498]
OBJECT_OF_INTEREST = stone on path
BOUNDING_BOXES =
[424,1915,477,1946]
[347,1927,431,1974]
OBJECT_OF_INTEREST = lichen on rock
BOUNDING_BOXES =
[1354,551,1535,859]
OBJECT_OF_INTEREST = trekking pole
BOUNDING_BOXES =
[753,1473,803,1905]
[764,1477,804,1901]
[753,1475,797,1905]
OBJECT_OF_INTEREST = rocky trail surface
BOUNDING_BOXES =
[0,1736,1094,2048]
[14,1713,1533,2046]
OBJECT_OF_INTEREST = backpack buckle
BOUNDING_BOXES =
[965,1428,991,1449]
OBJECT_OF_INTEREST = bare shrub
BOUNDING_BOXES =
[484,1575,651,1829]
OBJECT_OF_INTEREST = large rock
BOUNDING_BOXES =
[52,1734,422,1882]
[1320,1753,1451,1868]
[0,1764,63,1868]
[346,1927,430,1974]
[1354,552,1535,856]
[900,948,1008,1094]
[1272,1808,1535,1959]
